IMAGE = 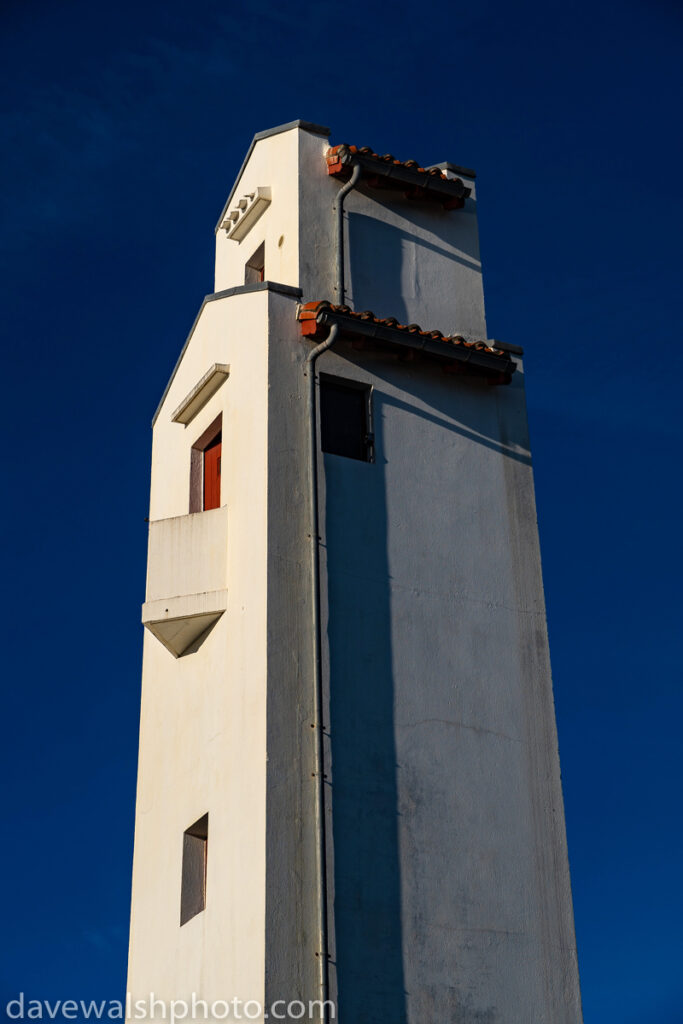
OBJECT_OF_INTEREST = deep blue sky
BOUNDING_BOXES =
[1,0,681,1020]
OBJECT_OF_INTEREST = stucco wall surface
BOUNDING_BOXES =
[344,182,487,338]
[127,290,270,1011]
[297,129,338,304]
[263,292,320,1010]
[297,131,487,337]
[314,342,581,1024]
[145,505,229,601]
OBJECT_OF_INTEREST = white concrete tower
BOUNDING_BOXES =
[127,120,583,1024]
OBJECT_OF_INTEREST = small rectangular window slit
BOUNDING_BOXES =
[320,376,373,462]
[245,242,265,284]
[180,813,208,926]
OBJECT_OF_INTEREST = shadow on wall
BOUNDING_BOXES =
[346,209,481,326]
[347,214,409,324]
[322,363,531,1023]
[323,391,407,1024]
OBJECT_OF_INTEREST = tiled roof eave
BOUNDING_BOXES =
[298,302,516,385]
[326,145,471,208]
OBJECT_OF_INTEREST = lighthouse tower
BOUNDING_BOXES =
[127,120,583,1023]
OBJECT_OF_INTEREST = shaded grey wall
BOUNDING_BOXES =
[321,416,405,1024]
[344,186,487,339]
[281,130,580,1020]
[264,291,319,1011]
[297,131,487,340]
[316,343,581,1023]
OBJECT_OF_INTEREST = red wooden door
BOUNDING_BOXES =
[203,433,221,510]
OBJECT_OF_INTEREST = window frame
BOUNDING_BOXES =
[245,241,265,285]
[180,813,208,926]
[190,413,223,513]
[319,373,374,463]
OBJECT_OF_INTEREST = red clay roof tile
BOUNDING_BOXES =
[325,145,471,209]
[298,301,515,384]
[297,301,503,355]
[327,145,458,181]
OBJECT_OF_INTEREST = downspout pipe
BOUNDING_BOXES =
[304,160,360,1020]
[304,322,340,1023]
[334,162,362,304]
[305,160,360,1022]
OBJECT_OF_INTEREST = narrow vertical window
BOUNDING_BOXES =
[203,432,221,511]
[180,813,208,926]
[320,376,373,462]
[245,241,265,284]
[190,414,222,513]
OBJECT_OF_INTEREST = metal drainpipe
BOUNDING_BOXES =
[306,159,360,1024]
[335,162,362,304]
[304,322,339,1023]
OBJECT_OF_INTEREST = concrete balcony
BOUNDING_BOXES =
[141,506,228,656]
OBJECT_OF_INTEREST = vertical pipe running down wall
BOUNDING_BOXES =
[304,323,339,1024]
[304,154,361,1024]
[335,163,362,305]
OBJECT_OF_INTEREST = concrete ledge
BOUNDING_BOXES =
[209,281,302,302]
[172,363,230,425]
[146,505,229,602]
[142,589,228,657]
[221,186,272,241]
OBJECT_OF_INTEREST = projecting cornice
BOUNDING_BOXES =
[297,301,517,384]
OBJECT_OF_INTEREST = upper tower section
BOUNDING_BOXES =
[214,120,486,339]
[214,120,330,296]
